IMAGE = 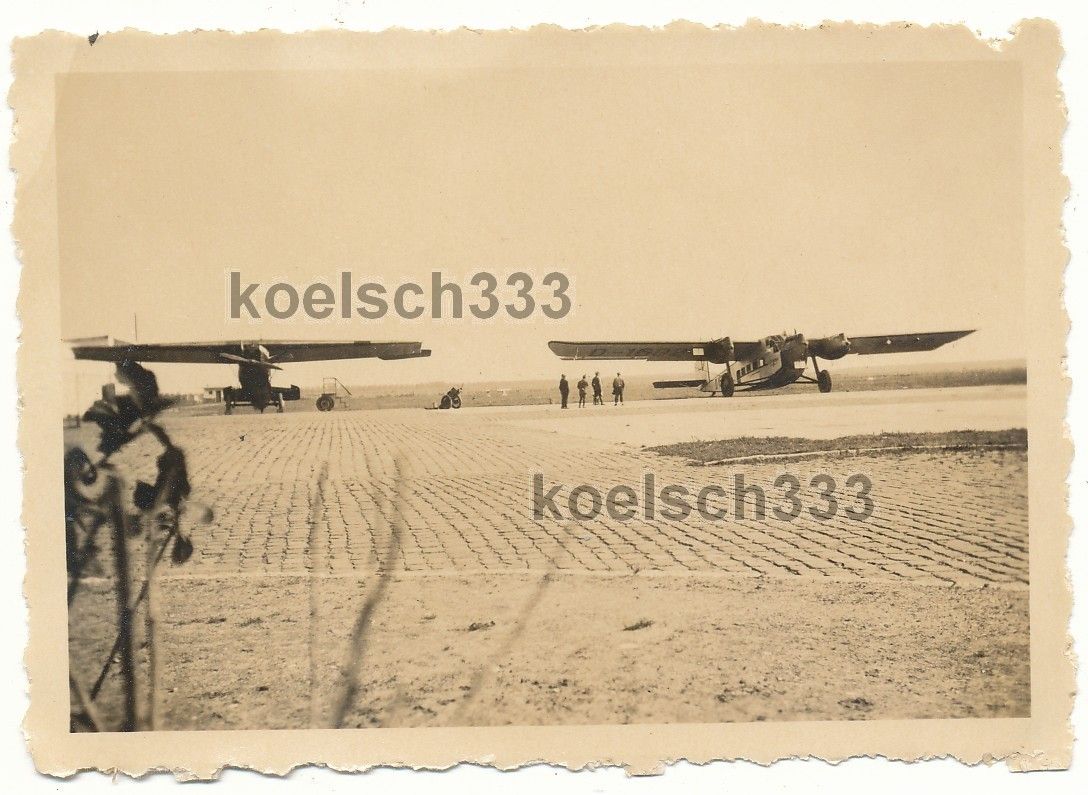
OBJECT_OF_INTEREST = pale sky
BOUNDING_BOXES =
[56,61,1023,396]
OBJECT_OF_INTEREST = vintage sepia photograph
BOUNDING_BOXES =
[12,19,1071,776]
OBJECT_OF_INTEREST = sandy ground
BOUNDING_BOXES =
[66,384,1029,729]
[486,385,1027,446]
[69,573,1028,729]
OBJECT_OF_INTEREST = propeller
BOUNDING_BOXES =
[218,352,283,370]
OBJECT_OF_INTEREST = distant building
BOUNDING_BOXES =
[203,386,225,403]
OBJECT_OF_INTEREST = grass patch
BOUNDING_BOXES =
[649,428,1027,464]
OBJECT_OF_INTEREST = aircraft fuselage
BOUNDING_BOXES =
[713,333,810,392]
[223,344,301,413]
[236,362,275,410]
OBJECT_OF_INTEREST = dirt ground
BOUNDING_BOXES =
[65,388,1030,730]
[69,572,1028,729]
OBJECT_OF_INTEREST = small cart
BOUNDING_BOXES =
[315,377,352,412]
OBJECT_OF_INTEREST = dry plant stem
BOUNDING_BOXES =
[66,517,104,605]
[68,674,104,732]
[144,525,160,731]
[306,463,328,729]
[89,536,170,702]
[105,476,138,731]
[452,570,555,725]
[330,460,406,729]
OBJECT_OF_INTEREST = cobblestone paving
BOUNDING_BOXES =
[118,409,1028,587]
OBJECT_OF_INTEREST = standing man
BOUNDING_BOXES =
[577,374,589,408]
[612,372,625,405]
[559,374,570,409]
[591,372,603,405]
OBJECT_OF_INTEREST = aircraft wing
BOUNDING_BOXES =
[548,340,762,362]
[549,341,709,361]
[70,338,431,364]
[845,330,975,355]
[71,339,233,364]
[260,341,431,362]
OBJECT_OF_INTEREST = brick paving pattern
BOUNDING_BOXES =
[100,409,1028,588]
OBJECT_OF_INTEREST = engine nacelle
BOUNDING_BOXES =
[808,333,851,360]
[703,337,734,364]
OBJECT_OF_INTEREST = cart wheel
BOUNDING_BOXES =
[440,394,452,410]
[451,395,462,409]
[316,394,335,412]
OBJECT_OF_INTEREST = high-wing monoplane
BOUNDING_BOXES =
[70,337,431,413]
[548,330,974,396]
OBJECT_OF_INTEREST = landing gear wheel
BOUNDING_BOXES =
[451,395,462,409]
[719,373,735,398]
[817,370,832,393]
[439,394,452,410]
[316,395,335,412]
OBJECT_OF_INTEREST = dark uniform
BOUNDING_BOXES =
[612,374,625,405]
[559,375,570,409]
[577,376,589,408]
[591,373,603,405]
